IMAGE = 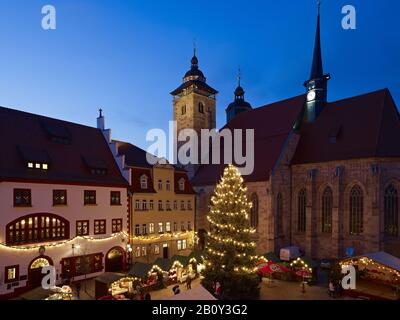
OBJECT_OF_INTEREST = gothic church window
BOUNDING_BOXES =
[250,193,259,228]
[384,184,398,237]
[322,187,333,233]
[297,189,306,233]
[349,185,363,235]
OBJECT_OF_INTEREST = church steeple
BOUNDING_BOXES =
[226,68,252,123]
[304,0,330,123]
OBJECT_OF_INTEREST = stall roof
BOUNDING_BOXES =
[95,272,126,284]
[188,251,204,263]
[345,251,400,272]
[171,255,190,266]
[299,256,318,268]
[19,287,51,300]
[128,262,152,278]
[154,258,173,271]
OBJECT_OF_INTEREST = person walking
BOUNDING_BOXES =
[76,282,81,300]
[186,277,192,290]
[328,281,335,297]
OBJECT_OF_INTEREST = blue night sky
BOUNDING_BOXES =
[0,0,398,150]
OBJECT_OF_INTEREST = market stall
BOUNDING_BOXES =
[188,251,205,274]
[340,251,400,300]
[171,255,197,283]
[289,256,318,283]
[94,272,125,299]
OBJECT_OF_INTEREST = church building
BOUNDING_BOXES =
[171,5,400,260]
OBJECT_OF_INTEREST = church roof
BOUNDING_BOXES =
[292,88,400,164]
[192,94,306,186]
[0,106,128,187]
[192,88,400,186]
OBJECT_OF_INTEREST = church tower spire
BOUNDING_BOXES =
[226,68,252,123]
[304,0,330,123]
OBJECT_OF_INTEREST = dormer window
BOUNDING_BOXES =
[42,122,71,144]
[27,162,49,170]
[179,178,185,191]
[83,156,107,176]
[140,175,148,189]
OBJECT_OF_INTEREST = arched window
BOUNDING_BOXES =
[384,184,398,237]
[250,193,259,228]
[198,102,204,114]
[322,187,333,233]
[6,213,69,245]
[349,185,363,235]
[140,175,148,189]
[179,178,185,191]
[297,189,306,232]
[276,193,283,236]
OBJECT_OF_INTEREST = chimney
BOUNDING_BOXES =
[97,108,105,130]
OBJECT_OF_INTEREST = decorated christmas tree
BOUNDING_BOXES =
[202,165,260,300]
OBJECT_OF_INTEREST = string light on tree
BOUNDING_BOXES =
[202,164,260,300]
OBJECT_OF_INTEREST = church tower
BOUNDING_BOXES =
[171,49,218,176]
[226,70,252,123]
[304,1,330,123]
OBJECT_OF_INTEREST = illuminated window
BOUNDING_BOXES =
[35,163,41,169]
[166,222,171,233]
[94,220,106,235]
[112,219,123,233]
[6,213,69,245]
[135,247,141,257]
[5,266,19,283]
[42,163,49,170]
[28,162,34,168]
[76,220,89,236]
[177,240,182,251]
[154,244,160,255]
[158,223,163,233]
[149,223,155,234]
[182,239,187,250]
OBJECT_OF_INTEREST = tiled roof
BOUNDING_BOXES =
[292,89,400,164]
[0,106,128,187]
[192,94,306,186]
